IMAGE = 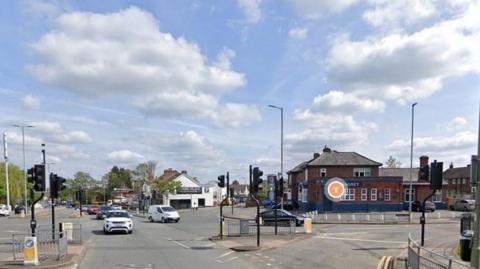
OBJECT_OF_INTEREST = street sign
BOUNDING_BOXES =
[324,177,347,202]
[23,237,39,265]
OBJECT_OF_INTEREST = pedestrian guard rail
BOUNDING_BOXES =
[12,231,67,261]
[224,217,296,237]
[308,211,467,224]
[407,234,470,269]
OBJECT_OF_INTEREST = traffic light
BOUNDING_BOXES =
[32,164,46,192]
[217,175,225,188]
[277,177,284,195]
[430,161,443,190]
[252,167,263,193]
[27,167,35,184]
[51,174,67,199]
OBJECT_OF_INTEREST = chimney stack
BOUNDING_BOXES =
[419,156,429,168]
[313,152,320,159]
[449,162,454,169]
[323,146,332,153]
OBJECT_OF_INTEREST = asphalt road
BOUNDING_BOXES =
[0,207,464,269]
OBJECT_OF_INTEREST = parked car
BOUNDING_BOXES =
[412,200,436,212]
[103,210,133,234]
[96,205,113,220]
[112,205,122,210]
[81,205,90,212]
[14,206,26,214]
[148,205,180,223]
[262,199,275,207]
[87,205,99,215]
[272,200,294,211]
[453,200,475,212]
[259,209,304,226]
[0,204,9,216]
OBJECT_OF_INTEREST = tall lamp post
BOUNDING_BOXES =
[408,103,417,223]
[12,124,35,213]
[472,101,480,268]
[268,105,284,204]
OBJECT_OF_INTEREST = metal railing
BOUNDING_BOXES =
[32,223,82,244]
[12,231,67,261]
[225,218,296,237]
[408,235,470,269]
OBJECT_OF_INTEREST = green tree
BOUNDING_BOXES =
[0,162,28,206]
[254,183,269,200]
[154,179,182,195]
[386,156,402,168]
[105,166,132,194]
[232,180,239,185]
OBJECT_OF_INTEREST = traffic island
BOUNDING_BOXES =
[210,233,313,252]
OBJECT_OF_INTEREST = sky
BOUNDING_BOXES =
[0,0,479,183]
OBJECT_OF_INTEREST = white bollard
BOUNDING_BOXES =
[381,214,384,222]
[337,214,341,221]
[437,212,441,219]
[366,214,370,221]
[324,214,328,221]
[352,214,356,221]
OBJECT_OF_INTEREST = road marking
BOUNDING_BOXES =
[168,239,190,249]
[216,260,224,263]
[226,256,239,262]
[266,263,272,266]
[204,243,215,247]
[314,236,405,244]
[217,251,234,258]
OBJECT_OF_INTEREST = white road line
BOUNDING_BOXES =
[216,260,224,263]
[168,239,190,249]
[315,236,405,244]
[226,256,239,262]
[217,251,234,258]
[204,243,215,247]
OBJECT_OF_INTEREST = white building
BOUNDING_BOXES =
[205,180,227,206]
[162,172,222,209]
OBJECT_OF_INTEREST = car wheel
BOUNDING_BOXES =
[465,207,469,212]
[128,230,133,234]
[103,228,108,235]
[148,216,153,222]
[175,219,179,223]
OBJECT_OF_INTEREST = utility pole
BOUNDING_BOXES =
[408,103,417,223]
[13,124,35,213]
[3,133,10,212]
[472,100,480,268]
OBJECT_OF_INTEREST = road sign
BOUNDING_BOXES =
[324,177,347,202]
[23,237,39,265]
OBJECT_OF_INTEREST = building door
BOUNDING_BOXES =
[198,198,205,207]
[323,192,332,211]
[170,199,191,209]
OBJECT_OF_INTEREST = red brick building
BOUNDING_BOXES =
[444,163,472,200]
[288,147,403,212]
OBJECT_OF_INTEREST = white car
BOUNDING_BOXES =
[148,205,180,223]
[0,204,9,216]
[103,210,133,234]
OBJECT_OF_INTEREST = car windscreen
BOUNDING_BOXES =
[100,206,112,211]
[161,206,176,212]
[106,212,129,218]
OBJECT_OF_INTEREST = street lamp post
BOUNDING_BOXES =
[269,105,284,208]
[13,124,35,213]
[408,103,417,223]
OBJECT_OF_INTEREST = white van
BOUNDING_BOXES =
[148,205,180,223]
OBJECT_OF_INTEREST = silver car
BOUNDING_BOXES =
[454,200,475,211]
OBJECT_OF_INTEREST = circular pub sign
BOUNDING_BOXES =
[324,177,348,202]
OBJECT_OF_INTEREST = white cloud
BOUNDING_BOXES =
[21,95,41,110]
[363,0,437,28]
[237,0,262,24]
[386,131,477,153]
[6,132,43,146]
[288,27,308,40]
[107,150,144,163]
[31,121,93,144]
[446,117,468,132]
[311,91,385,113]
[288,0,359,19]
[212,103,262,128]
[28,7,253,126]
[327,2,480,104]
[286,109,378,153]
[50,144,90,160]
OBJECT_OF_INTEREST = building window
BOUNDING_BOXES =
[341,189,355,201]
[433,190,442,202]
[370,188,377,201]
[384,188,391,201]
[320,168,327,178]
[404,189,416,202]
[361,188,368,201]
[204,187,209,193]
[300,187,308,203]
[354,167,371,177]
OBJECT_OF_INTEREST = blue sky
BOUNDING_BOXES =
[0,0,479,182]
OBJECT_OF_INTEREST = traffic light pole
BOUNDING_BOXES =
[274,177,278,235]
[50,173,56,240]
[227,172,233,215]
[420,190,435,246]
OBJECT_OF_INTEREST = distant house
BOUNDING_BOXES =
[230,184,249,198]
[444,163,472,200]
[156,169,216,209]
[205,180,227,206]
